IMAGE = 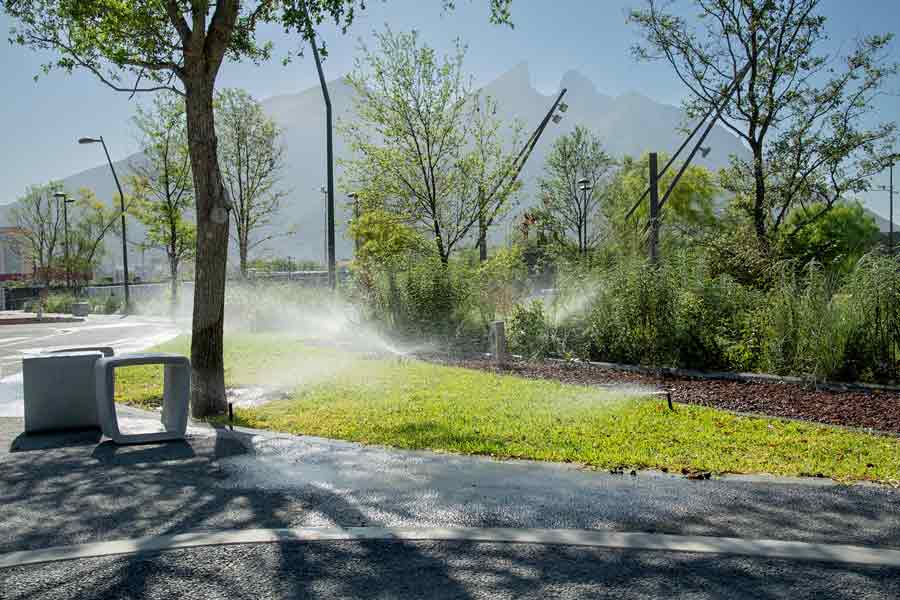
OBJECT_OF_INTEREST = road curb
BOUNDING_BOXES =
[3,526,900,569]
[0,317,85,326]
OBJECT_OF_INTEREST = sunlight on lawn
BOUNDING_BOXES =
[116,334,900,483]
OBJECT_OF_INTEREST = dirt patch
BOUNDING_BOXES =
[424,355,900,435]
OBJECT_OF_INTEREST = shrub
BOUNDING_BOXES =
[474,246,528,327]
[507,300,549,358]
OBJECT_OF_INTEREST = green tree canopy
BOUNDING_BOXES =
[778,201,880,269]
[630,0,897,248]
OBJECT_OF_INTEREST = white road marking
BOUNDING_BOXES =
[1,527,900,569]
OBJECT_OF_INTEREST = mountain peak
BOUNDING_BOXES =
[559,70,599,97]
[492,61,532,90]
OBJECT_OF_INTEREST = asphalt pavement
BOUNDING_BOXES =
[1,414,899,598]
[0,314,182,378]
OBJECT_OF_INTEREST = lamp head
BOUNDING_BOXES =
[78,137,101,145]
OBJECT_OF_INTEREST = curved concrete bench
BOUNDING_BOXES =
[48,346,115,357]
[94,353,191,445]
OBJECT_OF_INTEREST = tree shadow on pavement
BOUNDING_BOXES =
[2,418,900,598]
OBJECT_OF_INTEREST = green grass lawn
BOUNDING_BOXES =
[116,334,900,483]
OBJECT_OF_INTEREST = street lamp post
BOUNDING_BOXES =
[303,8,336,291]
[52,192,75,288]
[349,192,360,255]
[79,136,130,310]
[875,157,898,255]
[577,177,592,255]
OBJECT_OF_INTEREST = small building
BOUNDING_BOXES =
[0,227,31,282]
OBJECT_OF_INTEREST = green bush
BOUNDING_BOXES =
[507,300,549,358]
[500,250,899,383]
[395,255,473,338]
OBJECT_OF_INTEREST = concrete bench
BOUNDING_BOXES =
[94,353,191,445]
[23,350,106,433]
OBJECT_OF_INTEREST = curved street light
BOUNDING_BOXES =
[52,192,75,288]
[79,136,130,310]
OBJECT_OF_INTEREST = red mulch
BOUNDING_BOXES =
[425,356,900,435]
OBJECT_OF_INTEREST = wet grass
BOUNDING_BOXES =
[118,334,900,483]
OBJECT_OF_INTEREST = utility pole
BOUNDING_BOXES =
[52,192,73,288]
[876,156,898,255]
[648,153,660,264]
[304,7,336,291]
[349,192,360,256]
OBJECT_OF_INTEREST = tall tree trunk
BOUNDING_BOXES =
[751,143,768,247]
[184,77,229,418]
[169,253,178,317]
[478,212,488,262]
[239,238,248,278]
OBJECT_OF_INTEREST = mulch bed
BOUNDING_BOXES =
[424,355,900,436]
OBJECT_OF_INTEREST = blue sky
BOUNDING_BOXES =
[0,0,897,217]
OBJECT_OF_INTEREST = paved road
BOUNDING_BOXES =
[0,315,182,377]
[0,315,182,417]
[1,416,899,598]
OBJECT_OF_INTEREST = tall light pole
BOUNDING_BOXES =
[349,192,360,255]
[303,7,336,291]
[79,136,130,310]
[52,192,75,288]
[577,177,593,255]
[875,156,898,255]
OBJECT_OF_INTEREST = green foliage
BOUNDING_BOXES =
[503,250,899,383]
[507,300,549,358]
[630,0,898,246]
[474,245,528,325]
[216,88,289,276]
[129,91,195,291]
[247,257,322,272]
[394,255,473,338]
[778,201,879,270]
[340,27,522,263]
[537,125,616,255]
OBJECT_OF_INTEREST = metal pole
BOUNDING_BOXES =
[63,198,70,289]
[305,10,336,291]
[891,161,894,255]
[352,194,361,255]
[649,152,660,264]
[99,136,130,310]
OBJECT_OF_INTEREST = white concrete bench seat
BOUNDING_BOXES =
[23,351,105,433]
[94,353,191,445]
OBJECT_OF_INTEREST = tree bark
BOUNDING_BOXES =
[184,76,229,417]
[751,142,768,248]
[478,212,488,262]
[239,238,248,278]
